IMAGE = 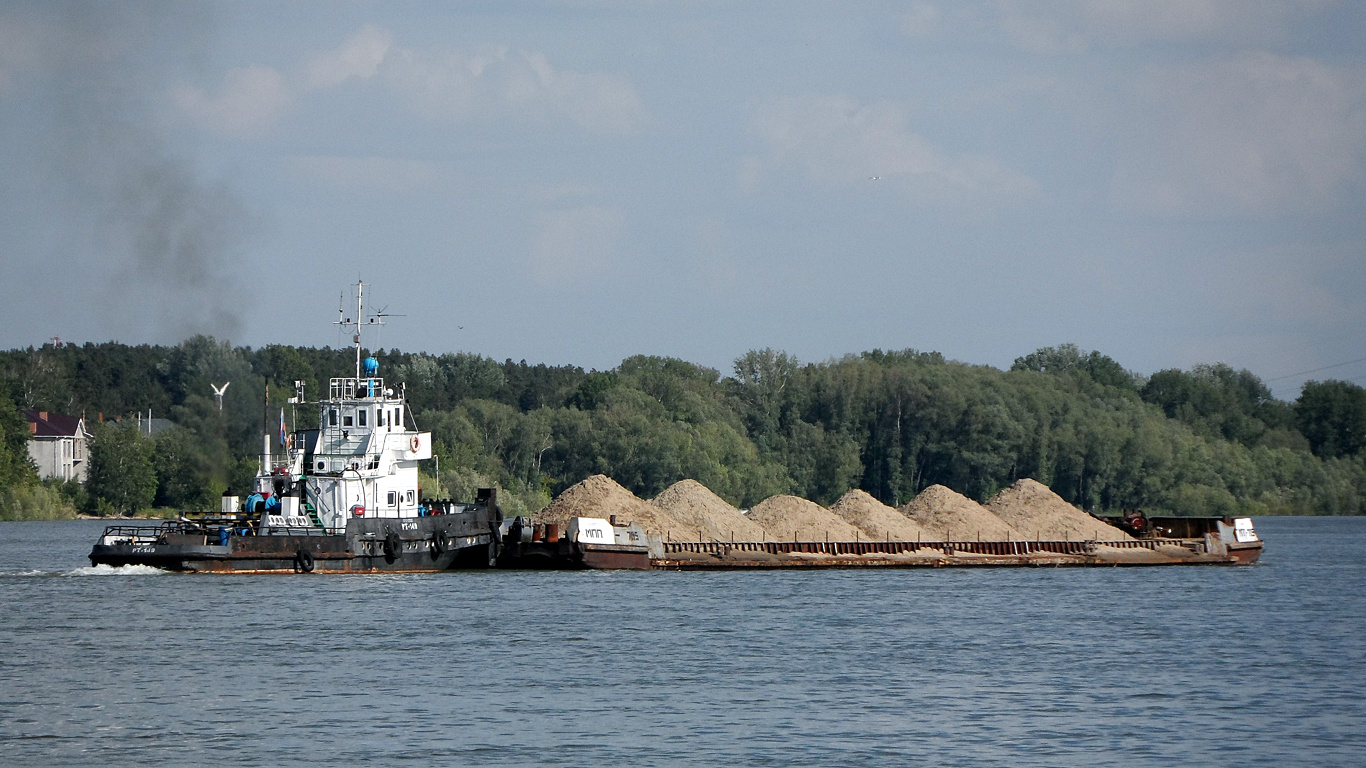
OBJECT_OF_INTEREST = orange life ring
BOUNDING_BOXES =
[410,435,420,452]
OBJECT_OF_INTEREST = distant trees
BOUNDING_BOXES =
[1140,363,1296,448]
[1012,343,1136,391]
[1296,381,1366,459]
[3,337,1366,517]
[87,424,157,515]
[152,427,216,509]
[0,394,78,521]
[0,397,37,489]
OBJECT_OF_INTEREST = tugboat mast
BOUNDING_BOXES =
[335,281,383,381]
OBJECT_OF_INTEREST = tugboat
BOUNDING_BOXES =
[89,283,501,573]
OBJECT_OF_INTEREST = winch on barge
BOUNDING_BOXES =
[89,283,503,574]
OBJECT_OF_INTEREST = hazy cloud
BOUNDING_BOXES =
[900,3,941,38]
[992,0,1334,52]
[527,181,604,202]
[0,19,38,94]
[0,15,113,97]
[747,93,1037,203]
[172,25,644,137]
[383,43,644,134]
[304,23,392,89]
[1112,52,1366,216]
[290,155,439,194]
[529,206,625,284]
[172,64,292,137]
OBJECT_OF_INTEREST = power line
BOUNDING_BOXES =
[1264,356,1366,383]
[1270,373,1366,400]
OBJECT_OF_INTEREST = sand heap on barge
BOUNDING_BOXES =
[522,476,1262,569]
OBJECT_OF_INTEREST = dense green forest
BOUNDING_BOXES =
[2,338,1364,520]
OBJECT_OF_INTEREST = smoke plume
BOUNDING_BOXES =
[9,2,247,344]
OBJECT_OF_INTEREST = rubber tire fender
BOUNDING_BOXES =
[383,530,401,561]
[294,548,315,573]
[431,530,448,556]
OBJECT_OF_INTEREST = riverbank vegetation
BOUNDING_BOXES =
[0,397,75,520]
[2,338,1364,517]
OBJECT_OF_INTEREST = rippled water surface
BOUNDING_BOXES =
[1,517,1363,767]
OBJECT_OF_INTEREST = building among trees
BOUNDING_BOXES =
[23,410,91,482]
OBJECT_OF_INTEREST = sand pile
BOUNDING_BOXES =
[746,495,865,541]
[829,489,929,541]
[650,480,767,542]
[900,485,1018,541]
[986,479,1134,541]
[538,474,683,536]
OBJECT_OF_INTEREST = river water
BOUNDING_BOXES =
[0,517,1362,767]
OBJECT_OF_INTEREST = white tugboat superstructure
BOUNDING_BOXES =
[89,282,503,573]
[275,281,432,532]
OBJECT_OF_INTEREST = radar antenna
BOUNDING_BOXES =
[210,382,230,411]
[333,281,402,380]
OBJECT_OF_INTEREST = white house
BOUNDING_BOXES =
[24,410,92,482]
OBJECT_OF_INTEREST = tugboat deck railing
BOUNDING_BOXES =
[329,377,385,400]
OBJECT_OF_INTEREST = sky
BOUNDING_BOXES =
[1,1,1364,400]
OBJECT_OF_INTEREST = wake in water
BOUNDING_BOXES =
[69,564,166,576]
[1,564,167,577]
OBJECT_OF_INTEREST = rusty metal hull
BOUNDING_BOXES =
[654,537,1262,569]
[497,539,651,570]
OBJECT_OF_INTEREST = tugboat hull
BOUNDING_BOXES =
[90,515,498,574]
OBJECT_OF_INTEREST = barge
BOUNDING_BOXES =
[652,513,1261,568]
[87,282,1263,574]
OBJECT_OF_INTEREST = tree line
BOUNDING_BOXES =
[1,338,1363,519]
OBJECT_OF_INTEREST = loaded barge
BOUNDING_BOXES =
[87,282,1262,574]
[503,512,1261,569]
[652,516,1262,569]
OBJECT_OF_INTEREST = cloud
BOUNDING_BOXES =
[746,93,1037,202]
[0,18,38,94]
[528,205,625,283]
[1111,52,1366,216]
[171,25,643,137]
[527,181,603,202]
[304,23,392,89]
[900,2,941,37]
[0,14,114,97]
[289,155,439,194]
[171,64,292,137]
[991,0,1333,52]
[383,44,644,135]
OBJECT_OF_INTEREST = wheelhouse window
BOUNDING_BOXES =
[358,409,367,427]
[394,406,402,427]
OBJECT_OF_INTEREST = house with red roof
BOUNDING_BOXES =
[23,410,92,482]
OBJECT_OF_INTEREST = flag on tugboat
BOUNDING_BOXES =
[279,408,287,447]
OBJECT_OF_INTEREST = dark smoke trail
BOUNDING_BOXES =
[13,1,248,344]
